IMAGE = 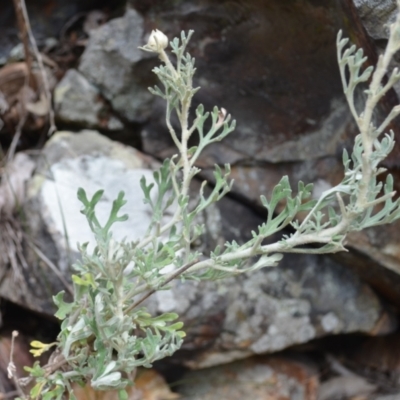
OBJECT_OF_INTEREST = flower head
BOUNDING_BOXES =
[29,341,57,357]
[140,29,169,53]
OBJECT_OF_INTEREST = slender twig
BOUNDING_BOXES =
[43,358,69,377]
[12,0,34,89]
[125,259,198,312]
[18,0,57,135]
[27,241,73,295]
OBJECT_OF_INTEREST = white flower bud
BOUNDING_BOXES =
[217,107,227,127]
[145,29,169,53]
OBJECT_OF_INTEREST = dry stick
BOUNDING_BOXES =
[6,102,28,163]
[43,358,69,378]
[12,0,34,89]
[4,221,29,293]
[8,0,32,161]
[125,260,199,313]
[17,0,57,136]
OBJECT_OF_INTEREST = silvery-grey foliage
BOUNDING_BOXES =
[18,4,400,397]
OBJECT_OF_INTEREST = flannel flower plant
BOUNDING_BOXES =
[12,2,400,398]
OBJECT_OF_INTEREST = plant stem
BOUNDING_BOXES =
[125,259,198,313]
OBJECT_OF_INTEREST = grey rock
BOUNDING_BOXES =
[17,130,260,316]
[353,0,397,39]
[137,0,359,216]
[318,375,376,400]
[30,131,157,253]
[79,9,154,122]
[20,130,158,312]
[135,0,400,309]
[8,129,392,366]
[0,1,87,60]
[352,1,400,111]
[54,69,124,131]
[139,0,351,163]
[8,130,393,365]
[145,253,394,369]
[178,356,318,400]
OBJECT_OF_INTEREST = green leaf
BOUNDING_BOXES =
[118,390,129,400]
[103,191,129,233]
[53,291,74,320]
[77,188,103,231]
[30,382,44,399]
[165,321,184,331]
[24,362,45,377]
[62,317,93,357]
[92,370,122,390]
[77,188,104,211]
[71,273,96,288]
[260,195,269,211]
[77,187,90,207]
[140,175,155,206]
[43,391,57,400]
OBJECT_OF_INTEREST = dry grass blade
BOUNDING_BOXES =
[0,153,35,299]
[27,242,73,295]
[0,153,34,215]
[3,220,28,291]
[0,151,73,299]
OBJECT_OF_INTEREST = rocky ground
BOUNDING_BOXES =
[1,0,400,399]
